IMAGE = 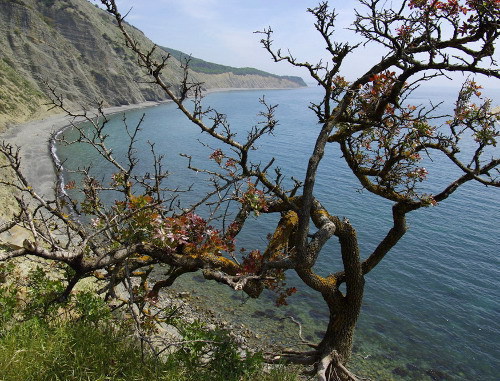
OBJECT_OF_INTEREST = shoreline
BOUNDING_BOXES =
[0,86,307,202]
[0,94,287,361]
[1,87,498,381]
[0,100,168,202]
[0,100,172,247]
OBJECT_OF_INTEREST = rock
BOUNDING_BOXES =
[314,330,324,339]
[392,367,409,377]
[309,308,326,320]
[426,369,450,380]
[157,322,182,341]
[205,323,216,331]
[374,322,387,333]
[192,275,205,283]
[251,310,266,318]
[406,363,419,372]
[264,308,276,316]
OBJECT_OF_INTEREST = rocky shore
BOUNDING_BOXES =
[154,286,271,354]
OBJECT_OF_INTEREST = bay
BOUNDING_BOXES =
[56,86,500,380]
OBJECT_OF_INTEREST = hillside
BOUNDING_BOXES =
[161,46,306,86]
[0,0,306,131]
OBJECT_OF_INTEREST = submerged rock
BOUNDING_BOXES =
[426,368,450,380]
[392,366,409,377]
[405,363,419,372]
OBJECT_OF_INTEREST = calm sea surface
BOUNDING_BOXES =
[57,86,499,380]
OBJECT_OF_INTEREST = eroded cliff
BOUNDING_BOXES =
[0,0,306,131]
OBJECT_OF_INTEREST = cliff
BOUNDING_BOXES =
[0,0,306,131]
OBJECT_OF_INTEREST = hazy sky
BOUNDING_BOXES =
[96,0,380,81]
[98,1,499,89]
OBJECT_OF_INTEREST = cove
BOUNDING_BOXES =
[55,86,500,380]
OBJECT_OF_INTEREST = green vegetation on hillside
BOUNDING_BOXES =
[0,59,46,116]
[161,46,306,86]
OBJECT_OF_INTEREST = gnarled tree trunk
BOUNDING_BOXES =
[317,221,365,380]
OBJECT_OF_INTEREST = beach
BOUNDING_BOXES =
[0,88,286,203]
[0,102,273,357]
[0,101,166,246]
[2,102,166,197]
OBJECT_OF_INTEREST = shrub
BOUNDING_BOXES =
[0,261,298,380]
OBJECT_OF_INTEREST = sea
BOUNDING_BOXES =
[56,85,499,380]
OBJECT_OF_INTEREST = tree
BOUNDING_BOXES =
[1,0,499,379]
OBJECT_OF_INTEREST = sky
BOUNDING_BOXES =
[95,0,500,90]
[95,0,380,82]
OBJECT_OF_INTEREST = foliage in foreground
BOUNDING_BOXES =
[0,0,498,380]
[0,262,299,381]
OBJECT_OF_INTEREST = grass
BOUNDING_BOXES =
[0,319,179,381]
[0,317,301,381]
[0,263,301,381]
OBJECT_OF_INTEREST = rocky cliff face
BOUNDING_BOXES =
[0,0,305,131]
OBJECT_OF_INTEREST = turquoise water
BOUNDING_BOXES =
[57,86,499,380]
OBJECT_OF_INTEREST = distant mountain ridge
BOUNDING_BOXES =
[0,0,306,131]
[161,46,306,86]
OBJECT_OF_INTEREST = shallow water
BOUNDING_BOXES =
[56,86,500,380]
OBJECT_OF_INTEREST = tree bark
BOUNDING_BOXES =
[316,221,364,380]
[315,300,362,380]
